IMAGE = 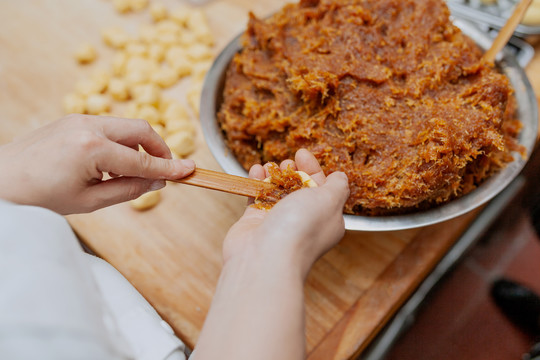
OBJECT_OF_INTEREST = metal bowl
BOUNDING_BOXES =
[200,19,538,231]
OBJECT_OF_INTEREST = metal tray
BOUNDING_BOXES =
[200,18,538,231]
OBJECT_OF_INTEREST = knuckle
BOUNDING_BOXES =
[126,183,145,201]
[136,152,156,176]
[71,114,93,127]
[63,113,80,122]
[76,131,103,152]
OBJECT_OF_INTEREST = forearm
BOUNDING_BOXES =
[193,247,306,360]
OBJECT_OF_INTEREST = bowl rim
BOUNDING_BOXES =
[200,18,538,232]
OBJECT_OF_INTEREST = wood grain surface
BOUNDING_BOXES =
[173,168,275,198]
[1,1,539,359]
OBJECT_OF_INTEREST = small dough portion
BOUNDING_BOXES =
[64,1,216,211]
[296,171,318,188]
[254,164,318,210]
[74,43,98,64]
[130,190,161,211]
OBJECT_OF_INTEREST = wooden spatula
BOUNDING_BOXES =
[170,168,275,198]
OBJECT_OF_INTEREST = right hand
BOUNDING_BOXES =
[223,149,350,279]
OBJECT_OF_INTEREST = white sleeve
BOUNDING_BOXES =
[86,254,187,360]
[0,200,130,360]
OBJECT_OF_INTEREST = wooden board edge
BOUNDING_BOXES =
[306,210,480,360]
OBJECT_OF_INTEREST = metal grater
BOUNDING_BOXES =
[448,2,537,67]
[447,0,540,36]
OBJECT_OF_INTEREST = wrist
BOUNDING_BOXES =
[223,238,308,283]
[199,234,307,360]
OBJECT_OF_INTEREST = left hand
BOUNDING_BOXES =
[0,114,195,214]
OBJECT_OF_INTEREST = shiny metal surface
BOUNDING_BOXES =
[200,19,538,231]
[447,0,540,37]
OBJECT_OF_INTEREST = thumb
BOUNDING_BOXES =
[97,143,195,180]
[321,172,350,206]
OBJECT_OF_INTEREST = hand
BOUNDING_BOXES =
[0,114,195,214]
[223,149,349,278]
[193,149,349,360]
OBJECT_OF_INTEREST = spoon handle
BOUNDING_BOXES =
[482,0,532,64]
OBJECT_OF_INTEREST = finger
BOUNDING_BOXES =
[96,116,173,160]
[247,164,265,205]
[321,172,350,205]
[83,177,166,211]
[97,141,195,180]
[262,163,276,178]
[280,159,296,171]
[248,164,266,180]
[295,149,326,185]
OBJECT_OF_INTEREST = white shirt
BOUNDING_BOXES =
[0,200,187,360]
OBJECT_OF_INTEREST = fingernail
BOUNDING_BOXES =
[148,180,166,192]
[176,159,195,172]
[181,159,195,168]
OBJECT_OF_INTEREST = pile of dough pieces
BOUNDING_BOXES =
[65,0,215,210]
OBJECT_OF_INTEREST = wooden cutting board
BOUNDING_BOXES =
[1,1,539,359]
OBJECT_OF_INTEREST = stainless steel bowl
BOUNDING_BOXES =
[200,19,538,231]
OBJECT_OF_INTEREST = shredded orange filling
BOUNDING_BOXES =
[253,164,307,210]
[219,0,523,215]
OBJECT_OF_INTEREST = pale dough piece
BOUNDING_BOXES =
[86,94,111,115]
[112,0,131,13]
[165,131,196,157]
[152,67,179,88]
[187,82,203,116]
[74,78,103,97]
[150,3,168,22]
[131,83,161,106]
[63,93,86,114]
[296,171,318,188]
[125,41,147,57]
[166,119,196,134]
[162,102,189,123]
[130,190,161,211]
[123,102,139,118]
[74,43,97,64]
[130,0,149,12]
[108,78,129,101]
[111,52,128,76]
[101,27,129,49]
[137,104,160,125]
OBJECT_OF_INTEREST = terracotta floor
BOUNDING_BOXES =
[384,148,540,360]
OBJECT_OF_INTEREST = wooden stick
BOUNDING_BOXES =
[170,168,274,198]
[482,0,532,64]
